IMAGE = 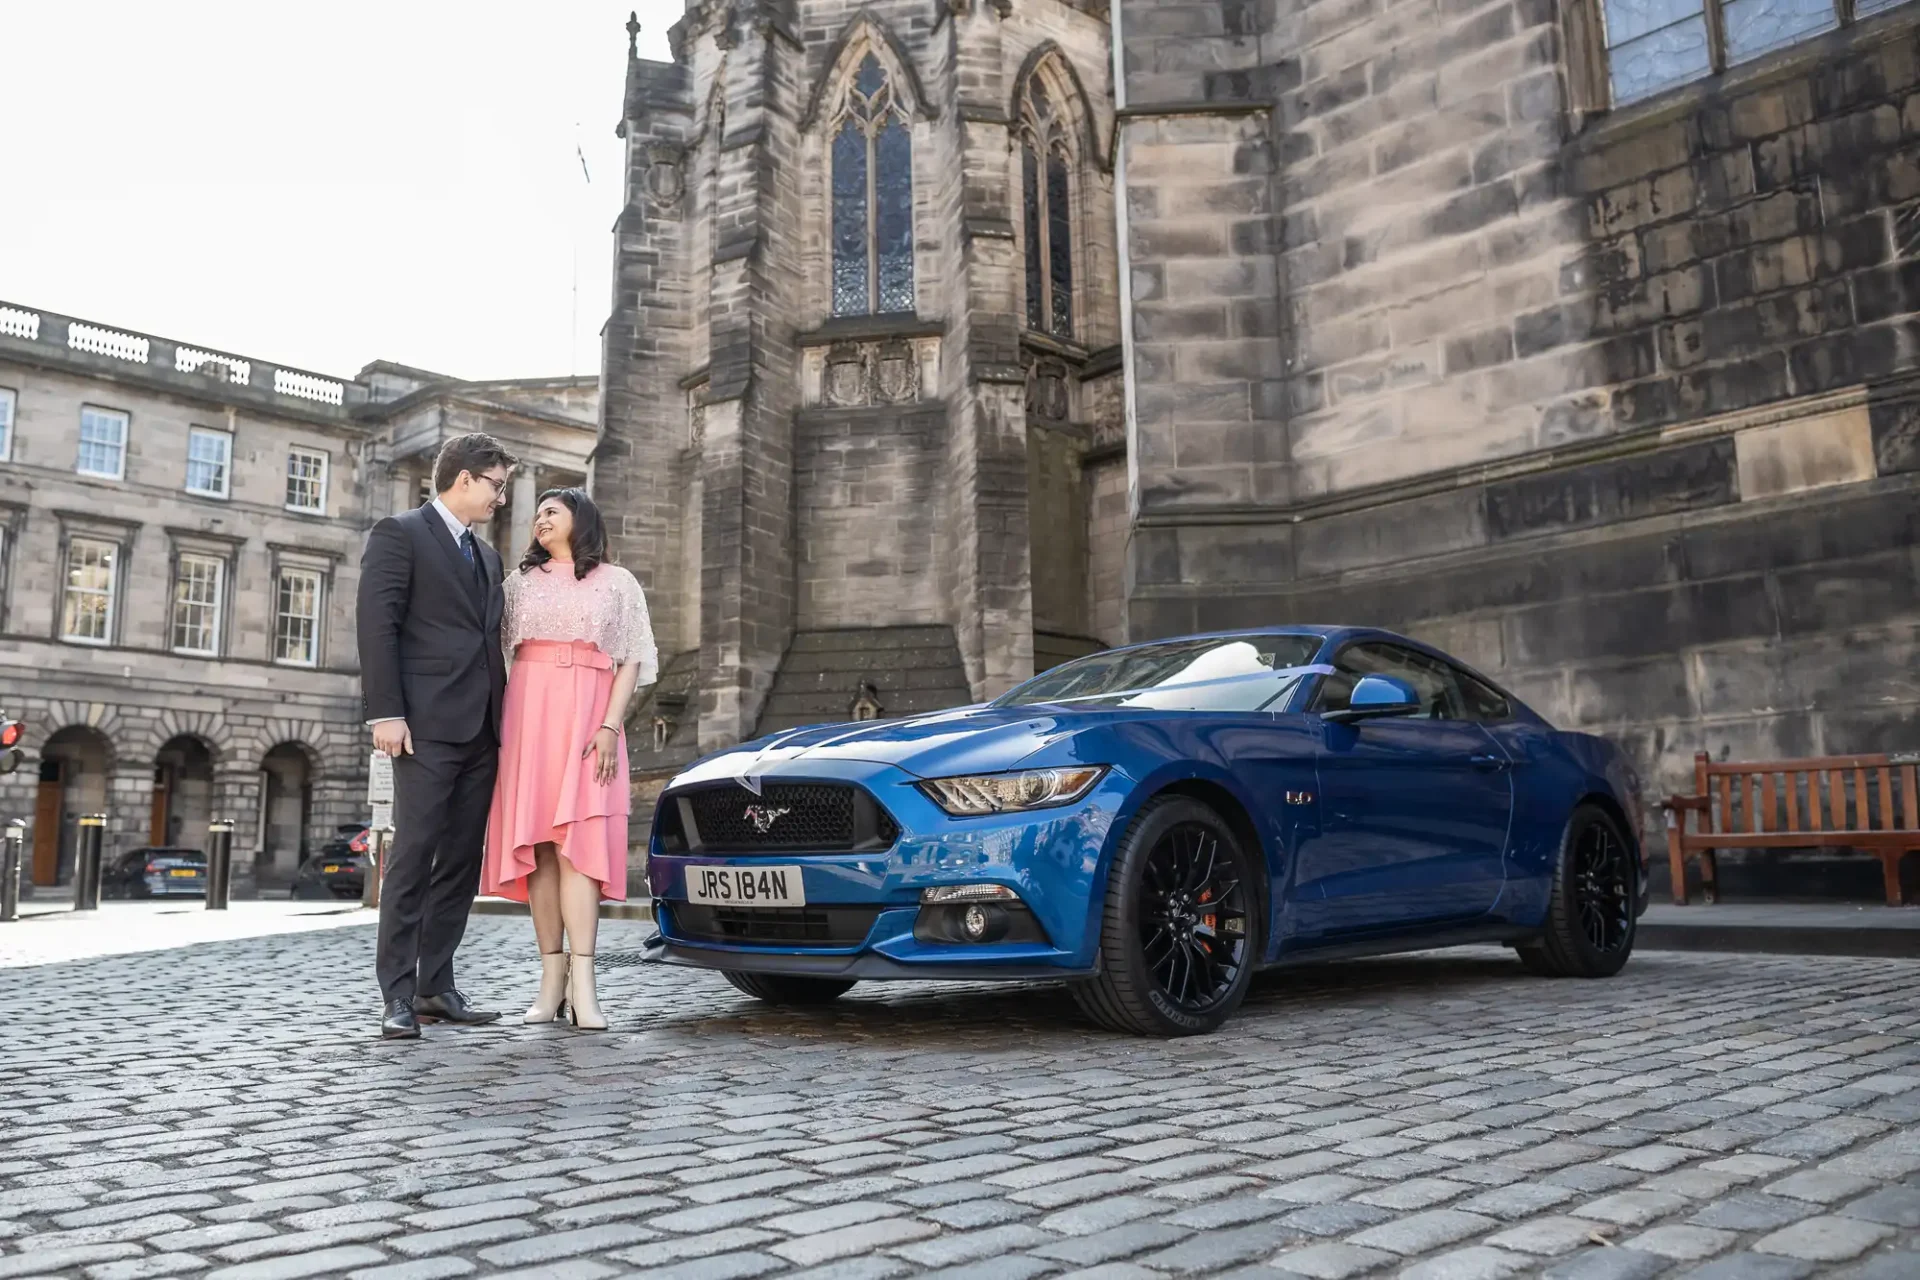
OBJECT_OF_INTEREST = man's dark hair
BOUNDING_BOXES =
[432,433,518,495]
[519,487,608,581]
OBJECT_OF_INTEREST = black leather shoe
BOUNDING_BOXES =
[381,998,420,1040]
[414,989,500,1026]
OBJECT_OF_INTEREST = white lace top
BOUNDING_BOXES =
[502,562,659,684]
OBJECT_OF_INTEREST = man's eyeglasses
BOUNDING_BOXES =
[471,473,508,497]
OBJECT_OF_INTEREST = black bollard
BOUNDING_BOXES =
[205,819,233,910]
[74,814,105,911]
[1,819,23,923]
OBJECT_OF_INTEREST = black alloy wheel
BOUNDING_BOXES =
[721,971,858,1005]
[1516,803,1637,979]
[1073,795,1259,1036]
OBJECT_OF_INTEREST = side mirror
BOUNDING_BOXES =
[1324,674,1421,724]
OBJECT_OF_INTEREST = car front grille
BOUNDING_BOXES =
[667,903,884,948]
[661,782,899,854]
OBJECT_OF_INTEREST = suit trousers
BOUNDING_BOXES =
[376,728,498,1003]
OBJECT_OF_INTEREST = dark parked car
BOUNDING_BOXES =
[102,847,207,899]
[291,844,367,900]
[306,824,370,864]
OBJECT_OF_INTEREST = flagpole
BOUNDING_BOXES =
[572,125,591,378]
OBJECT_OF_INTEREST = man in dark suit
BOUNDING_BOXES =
[357,433,517,1040]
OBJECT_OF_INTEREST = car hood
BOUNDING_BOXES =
[669,704,1089,785]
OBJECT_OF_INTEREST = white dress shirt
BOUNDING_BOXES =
[429,496,471,541]
[368,498,478,728]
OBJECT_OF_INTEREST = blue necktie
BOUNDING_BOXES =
[460,530,483,588]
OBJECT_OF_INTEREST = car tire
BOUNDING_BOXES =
[1071,795,1260,1037]
[721,971,858,1005]
[1518,803,1637,979]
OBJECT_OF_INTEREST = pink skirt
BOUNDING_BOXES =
[483,639,629,902]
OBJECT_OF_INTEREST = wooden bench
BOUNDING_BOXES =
[1664,750,1920,906]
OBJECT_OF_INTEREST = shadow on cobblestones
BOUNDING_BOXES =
[3,917,1918,1279]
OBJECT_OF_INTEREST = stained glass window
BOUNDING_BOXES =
[1603,0,1711,104]
[832,120,869,317]
[1023,145,1044,331]
[1721,0,1837,65]
[1047,150,1074,337]
[1600,0,1871,106]
[1020,72,1075,338]
[829,53,916,317]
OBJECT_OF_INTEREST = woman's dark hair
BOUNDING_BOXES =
[519,487,607,581]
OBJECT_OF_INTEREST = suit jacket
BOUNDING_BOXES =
[357,504,507,744]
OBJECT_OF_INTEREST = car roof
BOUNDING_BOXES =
[1022,626,1528,713]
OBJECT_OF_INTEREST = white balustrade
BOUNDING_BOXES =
[273,368,346,405]
[0,306,39,341]
[176,347,254,385]
[69,322,151,364]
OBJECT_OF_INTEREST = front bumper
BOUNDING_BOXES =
[644,759,1126,979]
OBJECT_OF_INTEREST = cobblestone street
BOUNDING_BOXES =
[4,915,1919,1280]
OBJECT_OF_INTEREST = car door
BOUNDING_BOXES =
[1293,642,1513,937]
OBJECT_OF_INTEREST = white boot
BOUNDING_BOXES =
[523,951,569,1024]
[567,952,606,1030]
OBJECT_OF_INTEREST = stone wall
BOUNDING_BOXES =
[1027,419,1091,639]
[1114,0,1920,846]
[1084,450,1128,645]
[794,405,946,628]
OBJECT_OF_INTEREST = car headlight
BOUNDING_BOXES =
[917,766,1107,817]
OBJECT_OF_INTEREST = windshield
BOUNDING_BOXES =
[995,635,1326,712]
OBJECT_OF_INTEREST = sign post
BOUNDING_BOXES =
[365,752,396,909]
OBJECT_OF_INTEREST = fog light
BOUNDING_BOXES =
[921,883,1019,905]
[962,904,991,940]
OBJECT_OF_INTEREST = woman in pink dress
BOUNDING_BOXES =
[483,488,657,1030]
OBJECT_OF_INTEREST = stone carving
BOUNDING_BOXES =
[802,335,938,408]
[1084,372,1124,449]
[646,144,685,216]
[1025,357,1071,423]
[850,681,884,721]
[825,343,869,408]
[875,340,918,404]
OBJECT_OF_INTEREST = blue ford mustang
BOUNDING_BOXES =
[642,627,1648,1036]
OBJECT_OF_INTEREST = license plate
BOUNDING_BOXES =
[322,865,344,874]
[168,869,197,878]
[686,865,806,907]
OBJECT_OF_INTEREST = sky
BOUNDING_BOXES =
[0,2,686,382]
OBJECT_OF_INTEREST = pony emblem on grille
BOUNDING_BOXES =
[742,805,791,835]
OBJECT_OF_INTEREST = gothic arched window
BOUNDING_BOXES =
[831,54,915,317]
[1021,79,1074,338]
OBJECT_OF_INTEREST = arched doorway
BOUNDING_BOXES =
[34,726,111,886]
[258,742,314,887]
[152,736,215,853]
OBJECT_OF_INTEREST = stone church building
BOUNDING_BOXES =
[603,0,1920,885]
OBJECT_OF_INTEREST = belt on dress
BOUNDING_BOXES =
[513,640,613,670]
